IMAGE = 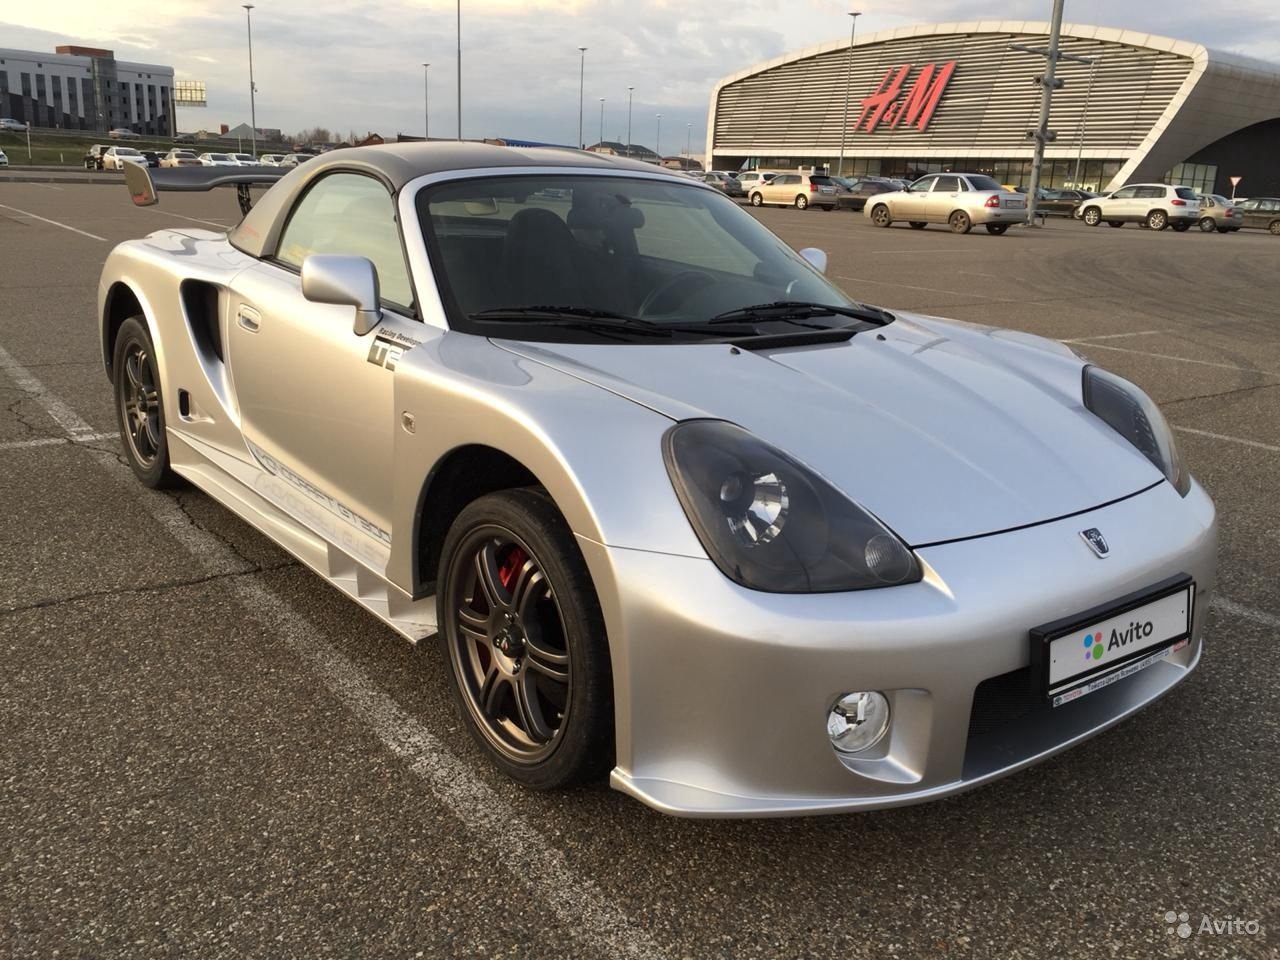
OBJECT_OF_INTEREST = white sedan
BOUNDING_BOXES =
[102,146,148,170]
[198,153,240,167]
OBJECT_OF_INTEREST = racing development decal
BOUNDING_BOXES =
[367,329,421,371]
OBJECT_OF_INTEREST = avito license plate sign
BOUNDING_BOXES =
[1037,578,1194,707]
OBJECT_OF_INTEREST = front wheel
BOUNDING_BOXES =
[112,316,180,488]
[985,223,1009,235]
[1269,220,1280,236]
[1171,221,1191,232]
[870,204,892,228]
[1199,217,1216,232]
[949,210,972,234]
[438,488,613,789]
[749,192,763,207]
[1083,207,1102,226]
[794,194,809,210]
[1108,221,1124,228]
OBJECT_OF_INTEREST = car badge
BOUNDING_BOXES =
[1080,528,1109,558]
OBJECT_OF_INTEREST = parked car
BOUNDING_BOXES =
[102,146,148,170]
[279,153,317,167]
[0,148,8,167]
[103,145,1216,815]
[259,154,287,166]
[0,117,29,132]
[836,179,896,212]
[1036,188,1093,218]
[1079,184,1201,231]
[864,172,1026,234]
[198,152,240,166]
[747,172,839,210]
[108,128,140,140]
[231,153,258,165]
[1195,194,1240,233]
[84,144,111,170]
[1231,196,1280,234]
[139,150,162,168]
[159,149,201,168]
[703,171,745,197]
[174,133,196,144]
[736,170,779,193]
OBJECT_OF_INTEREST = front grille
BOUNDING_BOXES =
[967,666,1040,739]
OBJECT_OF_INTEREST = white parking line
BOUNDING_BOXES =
[836,274,981,299]
[0,431,118,451]
[0,202,107,242]
[1074,341,1280,376]
[1173,426,1280,453]
[1212,597,1280,630]
[146,208,228,228]
[1063,330,1171,343]
[0,344,667,960]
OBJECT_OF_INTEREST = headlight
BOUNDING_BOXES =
[1082,366,1189,496]
[662,420,921,592]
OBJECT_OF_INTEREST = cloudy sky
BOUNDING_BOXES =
[4,1,1278,151]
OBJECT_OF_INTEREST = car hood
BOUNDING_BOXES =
[496,313,1165,546]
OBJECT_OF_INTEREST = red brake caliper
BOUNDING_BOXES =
[497,546,528,595]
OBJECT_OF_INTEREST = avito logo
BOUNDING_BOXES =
[1083,620,1156,662]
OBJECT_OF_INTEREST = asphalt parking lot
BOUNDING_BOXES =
[1,180,1277,959]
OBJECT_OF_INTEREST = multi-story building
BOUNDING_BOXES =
[707,22,1280,196]
[0,45,175,137]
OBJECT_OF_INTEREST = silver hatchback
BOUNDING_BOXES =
[863,173,1026,234]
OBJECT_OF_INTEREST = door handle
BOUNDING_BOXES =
[237,305,261,332]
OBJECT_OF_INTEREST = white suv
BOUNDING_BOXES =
[1079,184,1201,231]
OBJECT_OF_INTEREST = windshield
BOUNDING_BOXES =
[416,174,866,341]
[209,154,228,161]
[116,148,141,156]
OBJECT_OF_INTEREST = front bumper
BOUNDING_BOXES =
[583,480,1216,817]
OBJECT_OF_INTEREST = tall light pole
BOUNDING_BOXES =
[456,0,462,139]
[1072,55,1099,189]
[577,47,587,148]
[598,97,606,147]
[626,86,634,158]
[836,10,861,177]
[422,63,430,141]
[242,4,258,159]
[655,113,661,164]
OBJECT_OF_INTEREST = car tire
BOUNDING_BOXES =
[1171,222,1190,232]
[438,488,613,790]
[870,204,892,228]
[1083,206,1102,226]
[908,222,927,230]
[1269,221,1280,236]
[948,210,972,234]
[1147,210,1168,230]
[1217,227,1231,234]
[985,223,1009,235]
[795,195,809,210]
[750,192,763,207]
[1199,217,1217,232]
[112,316,181,489]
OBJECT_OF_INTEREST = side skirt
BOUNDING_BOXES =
[167,430,438,642]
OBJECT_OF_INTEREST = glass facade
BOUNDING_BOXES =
[739,156,1126,191]
[1164,162,1218,194]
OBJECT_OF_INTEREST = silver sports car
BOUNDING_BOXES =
[101,145,1216,817]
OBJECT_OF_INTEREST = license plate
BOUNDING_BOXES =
[1032,576,1194,707]
[1006,197,1025,207]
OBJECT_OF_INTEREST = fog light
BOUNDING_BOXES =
[826,691,890,754]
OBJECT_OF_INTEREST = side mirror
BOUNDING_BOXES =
[301,254,382,336]
[798,247,828,275]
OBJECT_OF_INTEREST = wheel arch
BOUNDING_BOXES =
[101,280,149,381]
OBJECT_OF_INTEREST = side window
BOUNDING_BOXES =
[909,177,935,193]
[933,176,960,192]
[1137,186,1164,199]
[277,172,414,310]
[1111,187,1137,199]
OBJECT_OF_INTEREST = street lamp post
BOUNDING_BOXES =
[422,62,430,141]
[456,0,462,139]
[577,47,588,148]
[242,4,258,159]
[655,113,661,164]
[685,122,691,167]
[626,86,634,158]
[836,10,861,177]
[598,97,606,148]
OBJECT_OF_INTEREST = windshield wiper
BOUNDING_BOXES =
[705,300,892,326]
[469,306,676,339]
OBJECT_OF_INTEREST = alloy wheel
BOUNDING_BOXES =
[119,342,162,466]
[447,527,572,764]
[871,205,891,227]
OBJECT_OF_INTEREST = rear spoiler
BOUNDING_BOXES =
[124,162,287,214]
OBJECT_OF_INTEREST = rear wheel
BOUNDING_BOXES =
[949,210,972,234]
[985,223,1009,235]
[750,192,763,207]
[438,489,613,789]
[112,316,180,488]
[870,204,892,228]
[1147,210,1168,230]
[1199,217,1216,232]
[1108,221,1124,228]
[1083,206,1102,226]
[1171,221,1190,232]
[794,194,809,210]
[908,222,927,230]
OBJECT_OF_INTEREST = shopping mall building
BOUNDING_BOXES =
[707,21,1280,196]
